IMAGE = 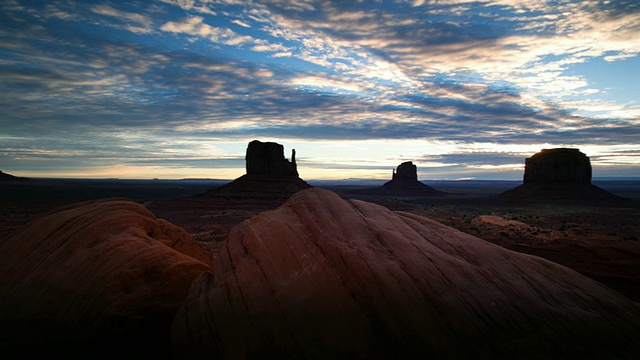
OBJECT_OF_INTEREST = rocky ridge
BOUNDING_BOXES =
[0,170,29,181]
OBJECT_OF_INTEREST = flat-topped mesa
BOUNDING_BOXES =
[246,140,298,177]
[498,148,628,204]
[205,140,311,199]
[523,148,591,184]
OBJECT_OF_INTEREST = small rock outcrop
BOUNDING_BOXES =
[172,188,640,359]
[0,170,29,181]
[499,148,628,204]
[0,198,211,357]
[353,161,444,196]
[206,140,311,199]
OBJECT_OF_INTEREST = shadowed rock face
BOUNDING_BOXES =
[172,188,640,359]
[355,161,444,196]
[0,198,211,357]
[206,140,311,199]
[393,161,418,181]
[499,148,628,204]
[523,148,591,184]
[246,140,298,177]
[0,170,29,181]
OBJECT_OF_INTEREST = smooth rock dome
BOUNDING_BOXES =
[172,188,640,359]
[0,198,211,357]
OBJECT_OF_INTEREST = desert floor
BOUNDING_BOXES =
[1,178,638,302]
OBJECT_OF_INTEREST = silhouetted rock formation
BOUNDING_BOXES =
[394,160,418,181]
[523,148,591,184]
[246,140,299,177]
[0,170,29,181]
[206,140,311,199]
[353,161,444,196]
[0,198,211,357]
[499,148,628,204]
[172,188,640,359]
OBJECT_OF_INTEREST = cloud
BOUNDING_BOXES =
[232,19,251,28]
[1,0,638,179]
[261,0,640,119]
[158,0,217,16]
[90,4,154,34]
[251,43,290,52]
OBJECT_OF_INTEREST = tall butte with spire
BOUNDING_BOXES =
[205,140,311,199]
[354,161,444,196]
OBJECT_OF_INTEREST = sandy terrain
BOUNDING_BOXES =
[1,178,639,302]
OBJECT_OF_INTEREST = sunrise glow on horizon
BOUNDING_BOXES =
[1,0,639,180]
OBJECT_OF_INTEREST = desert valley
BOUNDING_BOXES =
[0,142,639,359]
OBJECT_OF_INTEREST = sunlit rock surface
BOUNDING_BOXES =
[0,198,211,357]
[172,188,640,359]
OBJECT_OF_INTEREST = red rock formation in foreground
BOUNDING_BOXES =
[0,198,211,357]
[173,188,640,359]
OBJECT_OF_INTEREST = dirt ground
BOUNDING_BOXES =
[1,178,639,302]
[334,185,640,302]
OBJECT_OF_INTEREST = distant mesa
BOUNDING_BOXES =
[0,170,30,181]
[353,161,444,196]
[523,147,591,184]
[499,148,628,204]
[205,140,311,199]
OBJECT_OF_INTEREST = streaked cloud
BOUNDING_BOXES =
[0,0,638,179]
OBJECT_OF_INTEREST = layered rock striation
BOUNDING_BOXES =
[172,188,640,359]
[354,161,444,196]
[499,148,628,204]
[0,198,211,357]
[206,140,311,199]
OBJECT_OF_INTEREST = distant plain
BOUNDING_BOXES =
[1,178,638,301]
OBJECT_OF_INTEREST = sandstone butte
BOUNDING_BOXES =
[352,161,444,196]
[0,198,211,357]
[499,148,628,204]
[173,188,640,360]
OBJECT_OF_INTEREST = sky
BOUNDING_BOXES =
[1,0,639,181]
